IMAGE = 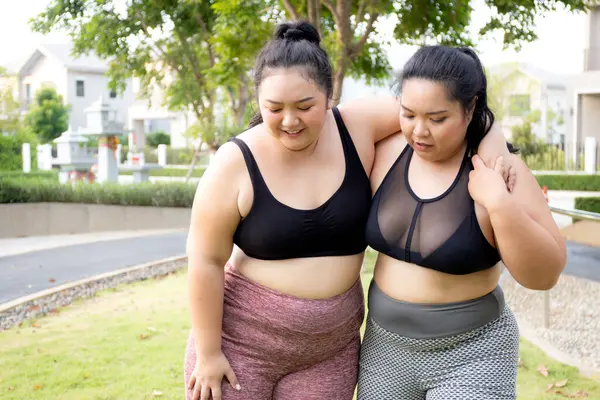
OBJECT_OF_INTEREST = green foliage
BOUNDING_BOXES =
[0,68,21,135]
[511,121,547,157]
[575,197,600,214]
[522,146,584,172]
[24,87,70,143]
[31,0,592,131]
[0,169,58,180]
[185,116,241,150]
[480,0,590,50]
[0,129,40,171]
[119,167,205,178]
[535,175,600,191]
[146,131,171,147]
[31,0,275,147]
[0,178,197,207]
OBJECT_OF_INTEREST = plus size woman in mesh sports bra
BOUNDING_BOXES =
[357,46,566,400]
[184,21,518,400]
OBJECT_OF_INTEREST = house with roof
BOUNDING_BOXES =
[487,62,571,146]
[569,4,600,167]
[16,43,134,135]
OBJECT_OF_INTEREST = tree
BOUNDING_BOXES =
[24,88,70,143]
[511,109,548,157]
[278,0,591,103]
[0,67,21,135]
[32,0,592,132]
[30,0,276,150]
[146,131,171,147]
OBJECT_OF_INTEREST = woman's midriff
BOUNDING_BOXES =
[229,248,364,299]
[373,253,502,304]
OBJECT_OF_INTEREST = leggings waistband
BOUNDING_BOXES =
[368,281,505,339]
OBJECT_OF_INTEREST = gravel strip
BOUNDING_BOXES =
[0,257,187,331]
[501,272,600,370]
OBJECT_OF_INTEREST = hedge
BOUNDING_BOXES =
[535,175,600,191]
[119,167,205,178]
[0,170,58,180]
[0,177,197,208]
[574,197,600,214]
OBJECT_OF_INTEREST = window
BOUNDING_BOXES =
[508,94,530,117]
[109,90,117,99]
[25,84,31,104]
[76,80,85,97]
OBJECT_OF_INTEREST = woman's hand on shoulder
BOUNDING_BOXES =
[476,123,517,192]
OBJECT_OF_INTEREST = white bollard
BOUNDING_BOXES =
[584,137,597,174]
[158,144,167,166]
[36,144,53,171]
[22,143,31,173]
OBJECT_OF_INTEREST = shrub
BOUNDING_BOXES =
[146,131,171,147]
[574,197,600,214]
[118,167,205,178]
[0,178,197,208]
[0,129,40,171]
[535,175,600,191]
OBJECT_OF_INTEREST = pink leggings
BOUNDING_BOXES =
[184,264,364,400]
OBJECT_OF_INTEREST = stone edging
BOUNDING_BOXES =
[0,255,188,331]
[516,315,599,379]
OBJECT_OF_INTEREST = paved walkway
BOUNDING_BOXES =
[0,230,187,304]
[0,229,183,258]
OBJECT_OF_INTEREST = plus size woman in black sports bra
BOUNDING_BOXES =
[357,46,566,400]
[184,21,517,400]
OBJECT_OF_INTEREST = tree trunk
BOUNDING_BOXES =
[308,0,321,34]
[184,149,200,184]
[332,52,349,105]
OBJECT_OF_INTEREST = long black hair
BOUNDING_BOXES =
[396,45,518,153]
[248,21,333,128]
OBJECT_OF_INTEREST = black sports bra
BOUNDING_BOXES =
[365,145,500,275]
[230,107,371,260]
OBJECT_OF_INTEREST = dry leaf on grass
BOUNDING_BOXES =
[555,379,569,388]
[518,359,524,367]
[547,383,555,392]
[139,333,149,340]
[555,389,588,398]
[537,365,549,377]
[33,384,43,390]
[152,390,163,397]
[7,386,14,391]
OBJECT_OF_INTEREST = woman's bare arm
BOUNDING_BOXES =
[186,142,243,362]
[470,155,566,290]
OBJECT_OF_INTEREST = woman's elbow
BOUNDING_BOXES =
[518,256,566,291]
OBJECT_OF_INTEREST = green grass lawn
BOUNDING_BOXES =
[1,253,599,399]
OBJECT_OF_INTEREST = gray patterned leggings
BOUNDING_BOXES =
[357,307,520,400]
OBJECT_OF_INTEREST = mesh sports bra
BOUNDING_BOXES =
[365,145,500,275]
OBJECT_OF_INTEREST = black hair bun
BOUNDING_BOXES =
[274,21,321,45]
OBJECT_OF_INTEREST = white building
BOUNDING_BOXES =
[128,72,195,149]
[16,44,134,135]
[570,5,600,165]
[487,63,571,145]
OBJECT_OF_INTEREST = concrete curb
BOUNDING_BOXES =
[516,313,600,381]
[0,255,188,331]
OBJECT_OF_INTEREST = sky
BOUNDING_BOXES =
[0,0,589,76]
